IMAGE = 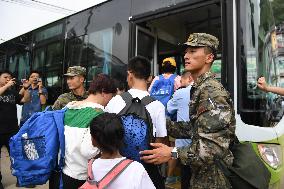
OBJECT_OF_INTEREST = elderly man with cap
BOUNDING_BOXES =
[52,66,88,110]
[140,33,236,189]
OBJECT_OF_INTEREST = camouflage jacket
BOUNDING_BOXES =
[52,91,88,110]
[167,72,236,189]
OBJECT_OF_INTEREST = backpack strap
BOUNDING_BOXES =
[118,92,134,115]
[141,95,155,106]
[160,74,176,81]
[140,95,155,140]
[120,91,133,105]
[169,74,177,81]
[86,153,102,180]
[87,158,97,180]
[97,159,133,189]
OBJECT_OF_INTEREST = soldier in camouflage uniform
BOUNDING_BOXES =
[49,66,89,189]
[140,33,236,189]
[52,66,88,110]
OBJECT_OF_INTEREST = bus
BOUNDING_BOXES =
[0,0,284,188]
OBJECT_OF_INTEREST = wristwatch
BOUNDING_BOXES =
[171,147,179,159]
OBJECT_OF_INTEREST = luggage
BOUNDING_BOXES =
[9,108,66,187]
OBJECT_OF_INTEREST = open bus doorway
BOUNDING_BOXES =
[133,2,222,81]
[132,2,222,189]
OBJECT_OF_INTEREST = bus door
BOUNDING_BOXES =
[135,26,158,76]
[130,1,224,80]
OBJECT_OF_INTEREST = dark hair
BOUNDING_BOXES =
[204,47,217,62]
[128,56,151,80]
[90,112,124,154]
[88,74,116,94]
[113,78,127,91]
[28,70,41,78]
[161,61,176,73]
[0,70,13,77]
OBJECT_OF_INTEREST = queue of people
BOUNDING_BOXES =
[0,32,243,189]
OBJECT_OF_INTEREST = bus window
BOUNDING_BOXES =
[278,56,284,87]
[211,54,222,82]
[8,53,30,80]
[238,0,284,126]
[136,27,156,75]
[18,52,30,80]
[66,35,88,67]
[88,28,113,83]
[33,48,45,71]
[32,40,63,104]
[0,54,6,70]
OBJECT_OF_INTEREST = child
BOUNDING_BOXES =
[85,112,155,189]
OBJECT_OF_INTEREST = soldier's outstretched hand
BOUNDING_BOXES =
[140,143,173,164]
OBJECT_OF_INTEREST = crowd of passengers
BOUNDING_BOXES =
[0,33,241,189]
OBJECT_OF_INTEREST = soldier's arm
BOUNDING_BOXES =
[177,86,235,165]
[52,94,67,110]
[166,120,193,138]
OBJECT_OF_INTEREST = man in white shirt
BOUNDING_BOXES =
[106,55,167,189]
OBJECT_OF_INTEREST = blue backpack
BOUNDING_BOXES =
[118,92,155,162]
[9,108,66,187]
[150,74,176,107]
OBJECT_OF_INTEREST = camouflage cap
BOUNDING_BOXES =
[184,33,219,51]
[64,66,86,76]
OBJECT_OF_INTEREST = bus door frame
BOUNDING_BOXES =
[128,0,233,92]
[135,25,158,76]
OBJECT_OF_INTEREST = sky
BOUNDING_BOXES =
[0,0,106,44]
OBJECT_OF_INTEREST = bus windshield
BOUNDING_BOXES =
[239,0,284,127]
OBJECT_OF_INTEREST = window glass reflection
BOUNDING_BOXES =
[35,24,63,42]
[87,28,126,86]
[88,28,113,78]
[8,53,30,80]
[18,52,30,79]
[239,0,284,126]
[33,48,45,71]
[8,56,17,74]
[67,35,88,66]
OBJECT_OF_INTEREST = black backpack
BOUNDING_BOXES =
[118,92,155,162]
[215,141,271,189]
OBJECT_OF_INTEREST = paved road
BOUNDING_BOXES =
[1,147,48,189]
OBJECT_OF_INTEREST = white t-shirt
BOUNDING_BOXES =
[105,89,167,137]
[63,101,102,180]
[92,157,155,189]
